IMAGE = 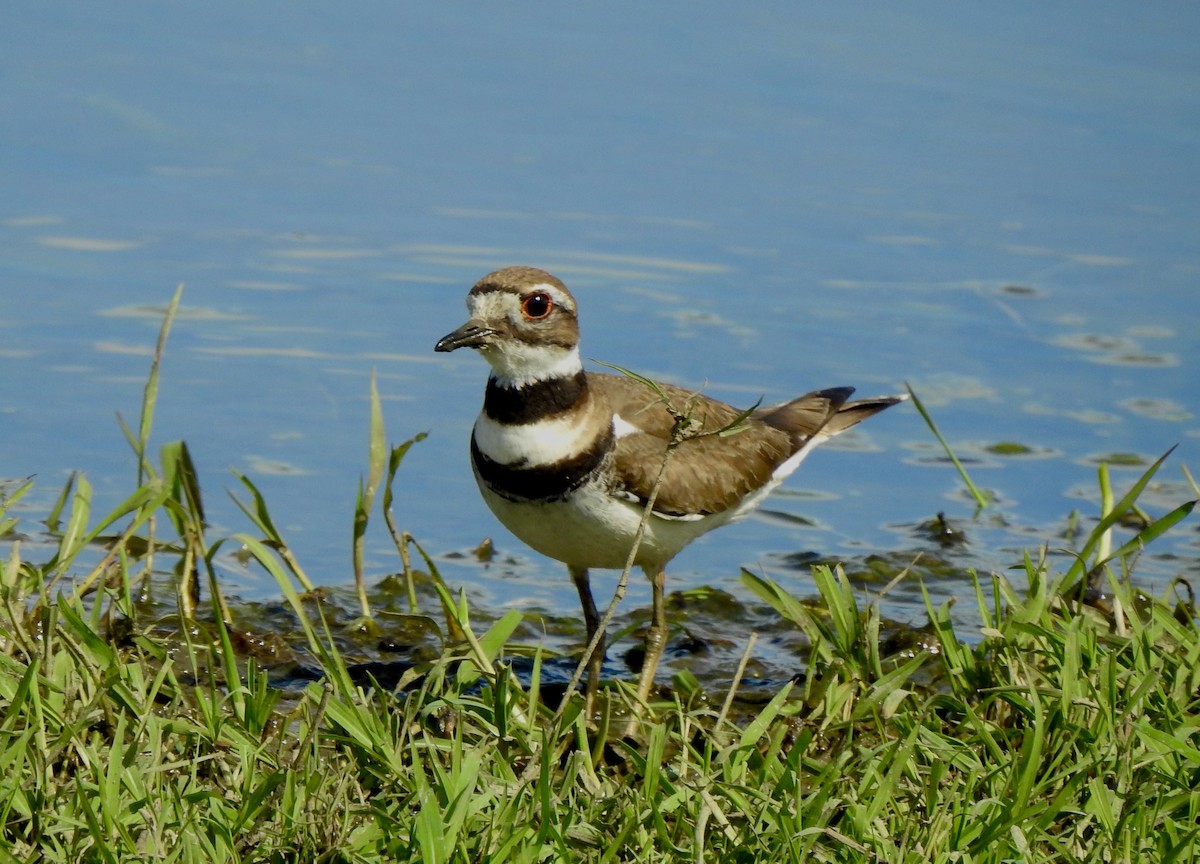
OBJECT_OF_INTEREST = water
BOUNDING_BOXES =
[2,4,1197,657]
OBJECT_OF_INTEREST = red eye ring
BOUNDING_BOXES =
[521,291,553,320]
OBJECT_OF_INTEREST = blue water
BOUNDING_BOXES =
[2,4,1197,633]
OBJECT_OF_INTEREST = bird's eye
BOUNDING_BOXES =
[521,292,553,320]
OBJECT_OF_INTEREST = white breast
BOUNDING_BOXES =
[472,411,597,468]
[475,471,736,572]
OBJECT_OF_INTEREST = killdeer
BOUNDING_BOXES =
[435,266,904,705]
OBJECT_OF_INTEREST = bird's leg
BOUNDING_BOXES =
[635,565,668,704]
[569,565,604,707]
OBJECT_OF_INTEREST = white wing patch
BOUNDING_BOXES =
[609,489,707,521]
[612,414,641,439]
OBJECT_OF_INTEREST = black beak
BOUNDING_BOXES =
[434,319,492,352]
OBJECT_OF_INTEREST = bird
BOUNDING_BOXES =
[435,266,905,706]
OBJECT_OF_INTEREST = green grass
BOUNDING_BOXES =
[0,298,1197,862]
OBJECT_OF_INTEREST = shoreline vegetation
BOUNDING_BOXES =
[1,289,1197,862]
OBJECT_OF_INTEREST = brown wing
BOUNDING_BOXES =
[591,374,904,517]
[589,373,800,517]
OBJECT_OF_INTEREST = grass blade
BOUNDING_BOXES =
[905,382,990,508]
[1064,445,1178,585]
[352,368,388,622]
[135,283,183,485]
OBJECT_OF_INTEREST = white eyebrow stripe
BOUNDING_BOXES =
[533,282,577,313]
[468,282,577,315]
[468,291,518,320]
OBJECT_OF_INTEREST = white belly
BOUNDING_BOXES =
[475,476,733,572]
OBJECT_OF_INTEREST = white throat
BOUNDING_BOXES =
[483,343,583,389]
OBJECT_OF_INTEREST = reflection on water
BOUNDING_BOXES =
[37,236,143,252]
[1,4,1197,664]
[1053,331,1180,368]
[1120,398,1191,422]
[243,456,312,477]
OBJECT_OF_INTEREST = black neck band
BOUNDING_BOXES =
[483,370,588,425]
